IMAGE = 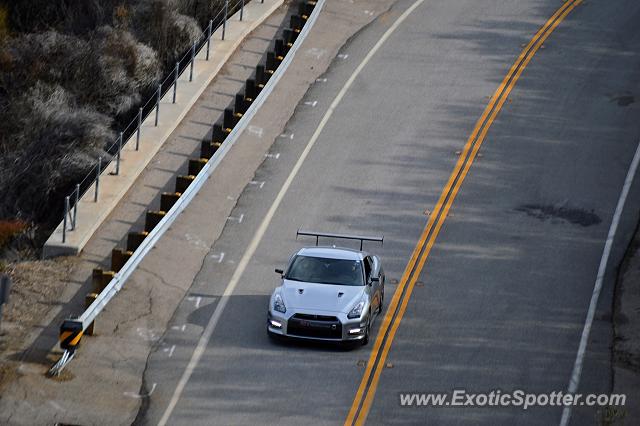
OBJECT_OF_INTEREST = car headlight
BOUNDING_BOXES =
[348,299,365,319]
[273,293,286,314]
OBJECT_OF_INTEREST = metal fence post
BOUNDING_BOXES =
[173,62,179,103]
[72,184,79,229]
[240,0,245,21]
[206,20,213,60]
[115,132,123,175]
[95,157,102,202]
[136,107,142,150]
[62,196,69,243]
[190,41,196,81]
[155,84,161,126]
[223,0,228,40]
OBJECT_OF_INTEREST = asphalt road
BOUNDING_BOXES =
[137,0,640,424]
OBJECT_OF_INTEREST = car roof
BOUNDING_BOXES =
[297,246,366,261]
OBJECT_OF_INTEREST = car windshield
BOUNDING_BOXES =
[285,255,364,286]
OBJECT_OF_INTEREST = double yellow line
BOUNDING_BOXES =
[344,0,583,423]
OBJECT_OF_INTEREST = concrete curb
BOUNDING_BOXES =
[43,0,284,258]
[52,0,324,363]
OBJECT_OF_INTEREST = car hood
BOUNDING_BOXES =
[281,279,366,314]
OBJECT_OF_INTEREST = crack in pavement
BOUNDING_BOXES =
[113,288,154,335]
[138,266,185,293]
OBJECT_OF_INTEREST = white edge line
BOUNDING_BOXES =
[78,0,322,328]
[156,1,327,424]
[560,139,640,426]
[156,0,428,423]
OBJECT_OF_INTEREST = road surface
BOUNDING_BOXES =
[136,0,640,424]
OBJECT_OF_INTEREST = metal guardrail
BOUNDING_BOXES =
[59,0,262,243]
[50,0,325,376]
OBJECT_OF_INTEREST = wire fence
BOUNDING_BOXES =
[60,0,261,243]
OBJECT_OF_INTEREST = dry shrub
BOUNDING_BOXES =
[0,5,8,42]
[0,0,226,248]
[114,3,131,29]
[0,83,114,225]
[2,29,161,117]
[133,0,203,66]
[178,0,226,29]
[5,0,117,35]
[82,26,161,115]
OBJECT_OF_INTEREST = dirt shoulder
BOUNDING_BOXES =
[613,221,640,423]
[0,257,78,391]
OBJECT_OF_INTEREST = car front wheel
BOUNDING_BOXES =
[362,315,371,346]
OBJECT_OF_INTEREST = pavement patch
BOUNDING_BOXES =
[515,203,601,227]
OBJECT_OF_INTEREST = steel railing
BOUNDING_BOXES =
[59,0,261,243]
[49,0,323,376]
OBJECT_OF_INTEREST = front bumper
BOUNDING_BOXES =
[267,309,367,342]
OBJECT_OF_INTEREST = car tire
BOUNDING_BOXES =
[379,288,384,313]
[362,315,371,346]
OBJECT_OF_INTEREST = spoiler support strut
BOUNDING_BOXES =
[296,229,383,251]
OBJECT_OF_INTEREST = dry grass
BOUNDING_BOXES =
[0,256,78,391]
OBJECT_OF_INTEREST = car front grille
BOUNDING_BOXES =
[292,313,339,322]
[288,314,342,339]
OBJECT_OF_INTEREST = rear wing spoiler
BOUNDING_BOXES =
[296,229,383,251]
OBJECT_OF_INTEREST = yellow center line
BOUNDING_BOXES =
[345,0,582,424]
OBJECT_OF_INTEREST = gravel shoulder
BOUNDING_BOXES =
[613,216,640,424]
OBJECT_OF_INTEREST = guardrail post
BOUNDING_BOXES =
[72,183,79,230]
[85,293,97,335]
[240,0,245,21]
[173,62,179,103]
[115,132,123,175]
[145,211,167,232]
[62,196,69,243]
[222,0,229,40]
[136,107,142,151]
[206,20,213,60]
[155,84,161,126]
[190,41,195,81]
[95,156,102,202]
[160,192,181,211]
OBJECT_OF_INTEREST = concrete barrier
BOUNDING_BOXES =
[43,0,286,258]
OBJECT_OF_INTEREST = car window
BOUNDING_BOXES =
[286,255,364,286]
[364,257,372,280]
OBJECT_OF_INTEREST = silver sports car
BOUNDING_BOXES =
[267,230,385,345]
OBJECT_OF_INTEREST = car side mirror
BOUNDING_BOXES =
[275,268,284,276]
